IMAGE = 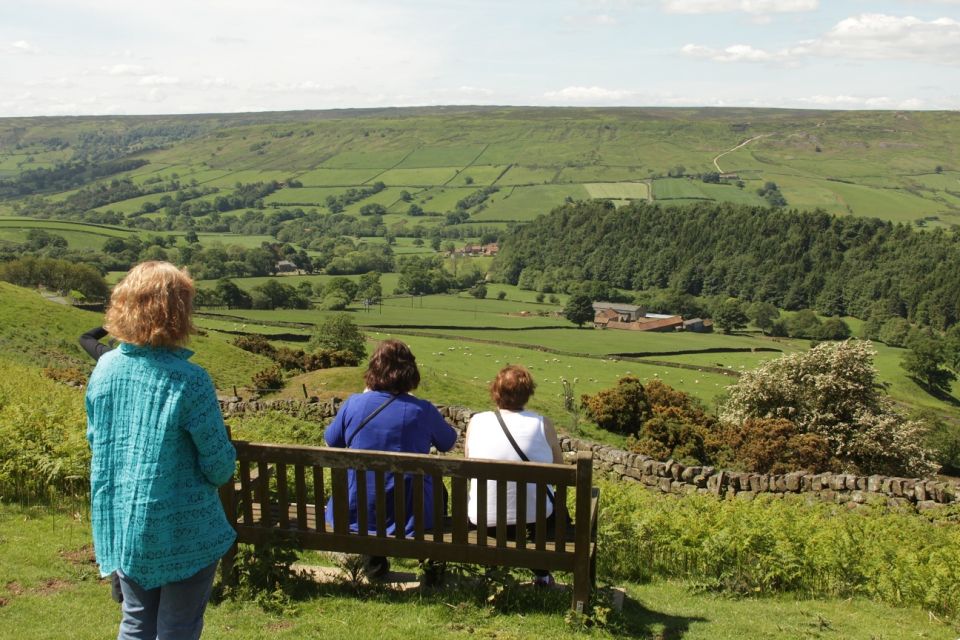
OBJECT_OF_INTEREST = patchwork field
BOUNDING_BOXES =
[2,108,959,229]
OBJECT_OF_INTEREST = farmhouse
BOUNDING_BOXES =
[592,301,688,332]
[454,242,499,257]
[592,302,643,322]
[275,260,298,273]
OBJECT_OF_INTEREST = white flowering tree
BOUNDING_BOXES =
[719,340,935,476]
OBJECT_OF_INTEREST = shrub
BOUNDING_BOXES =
[720,340,935,476]
[0,361,90,501]
[597,479,960,616]
[308,314,366,362]
[274,347,307,372]
[626,381,717,464]
[251,365,284,391]
[581,376,650,435]
[232,334,277,358]
[718,417,833,474]
[302,349,360,371]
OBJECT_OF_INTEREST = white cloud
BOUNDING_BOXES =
[103,64,149,76]
[8,40,39,54]
[137,75,181,86]
[815,14,960,64]
[583,0,817,11]
[660,0,818,13]
[798,94,928,109]
[564,13,618,26]
[681,42,790,62]
[543,86,639,101]
[456,86,494,97]
[683,13,960,65]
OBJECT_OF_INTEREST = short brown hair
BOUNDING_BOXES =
[364,339,420,394]
[104,261,196,348]
[490,364,535,410]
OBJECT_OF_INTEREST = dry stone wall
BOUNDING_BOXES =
[219,397,958,510]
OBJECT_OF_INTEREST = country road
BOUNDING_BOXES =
[713,134,772,172]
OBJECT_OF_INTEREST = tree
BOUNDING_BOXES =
[720,340,935,476]
[564,294,594,328]
[902,333,957,394]
[749,301,780,335]
[786,309,822,339]
[468,283,487,299]
[184,230,199,244]
[214,278,252,309]
[712,298,748,334]
[496,290,506,300]
[358,271,382,304]
[309,314,366,362]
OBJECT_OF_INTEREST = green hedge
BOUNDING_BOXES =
[597,479,960,616]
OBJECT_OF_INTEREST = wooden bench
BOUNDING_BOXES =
[219,441,600,611]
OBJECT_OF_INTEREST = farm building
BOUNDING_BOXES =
[592,302,644,323]
[275,260,298,273]
[683,318,714,333]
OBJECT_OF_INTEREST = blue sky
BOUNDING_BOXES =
[1,0,958,116]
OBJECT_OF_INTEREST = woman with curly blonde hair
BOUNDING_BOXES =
[86,261,236,640]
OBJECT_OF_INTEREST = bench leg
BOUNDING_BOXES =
[572,555,591,613]
[219,543,238,587]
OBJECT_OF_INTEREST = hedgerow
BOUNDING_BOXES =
[597,479,960,616]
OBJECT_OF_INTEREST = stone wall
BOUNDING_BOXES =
[220,398,958,510]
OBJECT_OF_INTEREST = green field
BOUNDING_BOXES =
[3,108,959,227]
[584,182,650,200]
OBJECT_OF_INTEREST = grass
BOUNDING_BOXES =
[1,502,957,640]
[0,282,272,389]
[584,182,650,200]
[471,185,589,221]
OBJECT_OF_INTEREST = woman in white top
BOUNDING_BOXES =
[464,364,563,586]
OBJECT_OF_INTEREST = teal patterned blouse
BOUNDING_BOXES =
[85,343,237,589]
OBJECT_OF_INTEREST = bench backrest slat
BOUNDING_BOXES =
[374,470,387,536]
[515,482,527,549]
[312,464,325,533]
[431,472,444,543]
[331,467,349,535]
[393,472,407,540]
[555,484,568,552]
[239,460,254,525]
[535,483,547,550]
[276,462,290,529]
[412,475,425,542]
[356,470,368,536]
[451,476,468,544]
[475,479,487,545]
[259,457,272,527]
[294,465,308,530]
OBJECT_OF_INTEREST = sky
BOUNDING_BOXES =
[1,0,959,116]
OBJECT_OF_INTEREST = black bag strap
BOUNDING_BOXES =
[345,393,399,448]
[493,409,554,504]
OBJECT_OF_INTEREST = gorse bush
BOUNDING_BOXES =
[0,360,89,501]
[597,479,960,616]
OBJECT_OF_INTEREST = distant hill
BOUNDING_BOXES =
[0,281,272,388]
[1,107,958,234]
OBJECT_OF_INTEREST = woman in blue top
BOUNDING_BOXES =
[85,261,236,640]
[324,339,457,578]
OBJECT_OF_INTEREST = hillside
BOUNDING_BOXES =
[0,281,272,388]
[1,107,959,236]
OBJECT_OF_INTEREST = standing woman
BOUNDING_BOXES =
[85,261,237,640]
[465,364,564,586]
[324,339,457,578]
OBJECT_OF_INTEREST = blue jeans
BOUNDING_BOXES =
[116,560,219,640]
